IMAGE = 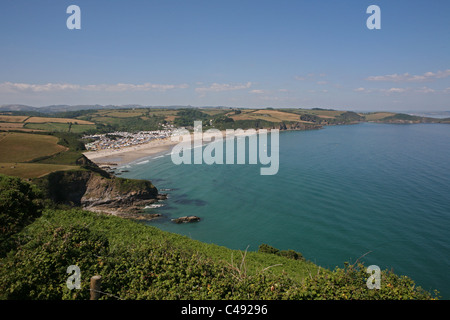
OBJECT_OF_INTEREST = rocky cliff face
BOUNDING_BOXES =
[39,169,161,217]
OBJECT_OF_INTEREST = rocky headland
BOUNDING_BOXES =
[34,157,166,220]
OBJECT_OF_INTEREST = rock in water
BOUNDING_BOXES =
[172,216,200,224]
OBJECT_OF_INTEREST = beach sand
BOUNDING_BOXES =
[83,130,260,168]
[83,137,180,167]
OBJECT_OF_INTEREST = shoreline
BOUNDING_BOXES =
[83,129,265,168]
[83,136,179,168]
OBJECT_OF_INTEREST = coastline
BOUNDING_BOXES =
[83,136,179,168]
[83,129,263,168]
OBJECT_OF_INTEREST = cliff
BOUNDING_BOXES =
[35,168,163,218]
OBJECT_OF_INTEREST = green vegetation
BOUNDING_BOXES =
[0,132,66,163]
[24,122,95,133]
[115,176,156,194]
[173,108,210,127]
[0,163,80,179]
[2,107,447,135]
[92,115,165,133]
[0,131,89,178]
[0,175,44,256]
[0,106,446,300]
[0,176,439,300]
[258,244,304,261]
[381,113,423,122]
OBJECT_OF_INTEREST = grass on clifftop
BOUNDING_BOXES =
[0,198,438,300]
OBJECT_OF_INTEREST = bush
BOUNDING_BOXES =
[0,175,44,256]
[0,223,109,300]
[258,244,279,255]
[279,249,304,261]
[296,262,438,300]
[0,209,438,300]
[258,244,304,260]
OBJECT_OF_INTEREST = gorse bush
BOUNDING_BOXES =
[258,244,304,261]
[0,176,439,300]
[296,263,438,300]
[0,174,44,256]
[0,223,108,299]
[0,208,438,300]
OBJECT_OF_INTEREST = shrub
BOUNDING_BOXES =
[0,223,109,300]
[258,244,304,261]
[0,175,44,256]
[258,244,279,255]
[296,262,438,300]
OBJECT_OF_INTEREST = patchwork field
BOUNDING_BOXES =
[0,115,30,122]
[24,116,94,125]
[0,114,95,133]
[284,109,345,118]
[229,109,305,123]
[0,132,67,163]
[0,162,78,179]
[363,112,397,121]
[0,132,82,178]
[23,122,95,133]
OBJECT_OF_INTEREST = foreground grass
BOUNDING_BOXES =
[0,207,438,300]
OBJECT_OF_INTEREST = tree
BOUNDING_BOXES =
[0,175,44,256]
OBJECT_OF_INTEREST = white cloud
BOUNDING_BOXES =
[295,73,326,81]
[366,69,450,82]
[415,86,436,94]
[249,89,265,94]
[383,87,408,94]
[195,82,252,97]
[0,82,189,93]
[0,82,81,93]
[353,86,444,95]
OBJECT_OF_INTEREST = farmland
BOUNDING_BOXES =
[0,132,67,163]
[0,114,95,133]
[0,163,78,179]
[0,132,83,178]
[1,106,448,137]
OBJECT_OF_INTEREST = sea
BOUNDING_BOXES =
[120,122,450,298]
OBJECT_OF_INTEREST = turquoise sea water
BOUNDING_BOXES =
[121,123,450,298]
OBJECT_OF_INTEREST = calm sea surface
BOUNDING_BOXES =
[121,123,450,298]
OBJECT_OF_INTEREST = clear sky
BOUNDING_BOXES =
[0,0,449,111]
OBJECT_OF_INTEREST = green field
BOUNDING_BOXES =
[0,131,84,178]
[3,107,442,135]
[23,122,96,133]
[0,132,67,163]
[0,162,79,178]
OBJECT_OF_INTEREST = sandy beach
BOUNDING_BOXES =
[83,129,262,168]
[83,136,179,167]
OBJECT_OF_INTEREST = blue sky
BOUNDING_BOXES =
[0,0,449,111]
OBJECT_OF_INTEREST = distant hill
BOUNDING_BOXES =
[0,104,232,113]
[0,104,37,112]
[0,104,146,113]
